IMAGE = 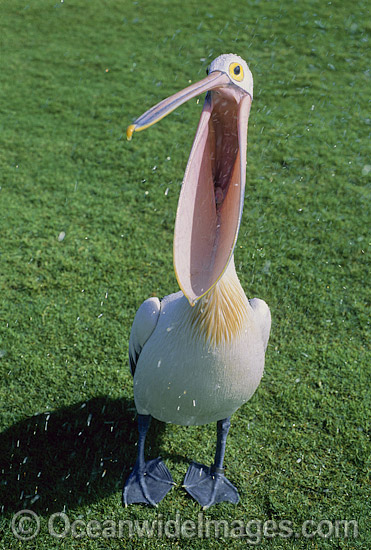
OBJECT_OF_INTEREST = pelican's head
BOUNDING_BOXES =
[207,53,253,97]
[127,54,253,306]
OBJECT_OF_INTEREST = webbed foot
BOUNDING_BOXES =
[123,457,174,507]
[183,462,239,509]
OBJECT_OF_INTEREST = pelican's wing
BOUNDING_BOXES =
[129,297,161,376]
[249,298,271,351]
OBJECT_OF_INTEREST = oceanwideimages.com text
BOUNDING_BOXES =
[11,509,359,543]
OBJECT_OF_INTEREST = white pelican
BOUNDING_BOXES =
[123,54,271,509]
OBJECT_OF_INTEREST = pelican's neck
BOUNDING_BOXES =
[187,257,251,347]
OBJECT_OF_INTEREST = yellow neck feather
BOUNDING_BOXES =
[186,260,251,347]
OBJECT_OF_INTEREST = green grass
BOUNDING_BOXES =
[0,0,369,548]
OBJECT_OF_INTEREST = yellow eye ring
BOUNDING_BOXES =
[229,62,244,82]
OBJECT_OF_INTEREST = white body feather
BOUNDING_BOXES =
[129,260,271,426]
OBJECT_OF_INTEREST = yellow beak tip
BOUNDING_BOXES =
[126,124,136,141]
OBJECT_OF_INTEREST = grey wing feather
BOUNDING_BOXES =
[249,298,271,351]
[129,347,140,377]
[129,297,161,377]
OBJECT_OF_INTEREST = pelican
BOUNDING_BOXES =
[123,54,271,509]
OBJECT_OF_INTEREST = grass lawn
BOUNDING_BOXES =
[0,0,369,548]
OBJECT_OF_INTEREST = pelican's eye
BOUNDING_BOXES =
[229,62,244,82]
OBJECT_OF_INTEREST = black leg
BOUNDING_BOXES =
[183,416,239,509]
[213,417,231,471]
[123,414,174,507]
[135,414,151,471]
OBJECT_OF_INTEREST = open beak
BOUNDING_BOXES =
[127,70,252,306]
[127,71,231,140]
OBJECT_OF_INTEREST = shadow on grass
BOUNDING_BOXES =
[0,396,168,516]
